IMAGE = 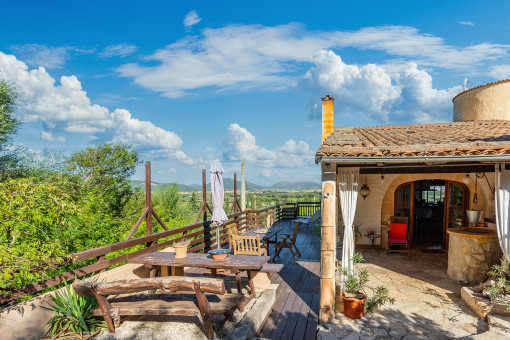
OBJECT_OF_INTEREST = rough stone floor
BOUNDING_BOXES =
[318,248,509,340]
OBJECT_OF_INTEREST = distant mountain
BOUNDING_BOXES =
[270,181,321,190]
[131,179,320,192]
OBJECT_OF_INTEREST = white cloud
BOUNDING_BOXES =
[100,44,137,57]
[459,21,475,26]
[300,50,462,123]
[41,130,65,142]
[184,11,201,27]
[223,124,313,167]
[0,52,199,165]
[117,24,509,98]
[490,64,510,79]
[10,44,72,69]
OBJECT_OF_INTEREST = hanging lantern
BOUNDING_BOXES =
[360,184,371,200]
[359,173,370,200]
[462,173,472,185]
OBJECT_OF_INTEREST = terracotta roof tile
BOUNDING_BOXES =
[316,120,510,159]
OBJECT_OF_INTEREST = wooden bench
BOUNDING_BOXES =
[74,277,244,339]
[248,263,284,290]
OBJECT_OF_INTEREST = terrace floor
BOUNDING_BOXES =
[256,219,321,340]
[318,247,506,339]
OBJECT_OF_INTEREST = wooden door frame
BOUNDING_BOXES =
[394,179,469,249]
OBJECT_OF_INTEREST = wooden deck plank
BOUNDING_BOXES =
[269,291,299,339]
[280,293,305,340]
[290,293,313,340]
[255,219,321,339]
[303,291,320,340]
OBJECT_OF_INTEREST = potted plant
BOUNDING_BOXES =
[339,252,395,319]
[173,238,190,258]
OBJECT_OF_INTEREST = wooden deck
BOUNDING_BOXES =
[184,219,320,339]
[257,219,320,340]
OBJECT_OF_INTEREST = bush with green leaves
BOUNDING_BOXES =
[483,259,510,311]
[41,280,103,336]
[339,252,395,313]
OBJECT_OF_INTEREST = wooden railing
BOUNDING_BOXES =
[278,202,321,219]
[2,203,294,305]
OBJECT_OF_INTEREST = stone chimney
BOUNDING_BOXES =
[322,95,335,143]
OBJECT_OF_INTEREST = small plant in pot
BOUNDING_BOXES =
[173,238,190,258]
[339,252,395,319]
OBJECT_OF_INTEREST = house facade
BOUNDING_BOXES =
[316,80,510,322]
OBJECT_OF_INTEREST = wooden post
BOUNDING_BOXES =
[320,163,337,323]
[233,173,237,214]
[241,160,246,211]
[145,162,152,247]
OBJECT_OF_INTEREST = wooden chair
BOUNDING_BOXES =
[232,234,267,256]
[227,223,239,250]
[387,216,410,255]
[273,221,301,261]
[73,276,244,339]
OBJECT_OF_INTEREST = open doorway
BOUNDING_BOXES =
[394,180,468,249]
[413,180,445,249]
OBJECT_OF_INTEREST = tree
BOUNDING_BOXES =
[0,80,21,179]
[67,143,142,215]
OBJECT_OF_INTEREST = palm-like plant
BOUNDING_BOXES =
[41,280,103,336]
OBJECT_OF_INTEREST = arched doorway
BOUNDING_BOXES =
[394,180,469,249]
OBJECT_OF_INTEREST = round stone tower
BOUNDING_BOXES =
[453,79,510,121]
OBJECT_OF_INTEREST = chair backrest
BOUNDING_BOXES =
[390,216,409,225]
[227,223,239,237]
[232,235,264,255]
[389,222,408,240]
[290,221,301,244]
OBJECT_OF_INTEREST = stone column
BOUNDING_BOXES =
[320,163,337,323]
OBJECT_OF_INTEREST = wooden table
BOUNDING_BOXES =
[130,252,270,309]
[242,225,284,256]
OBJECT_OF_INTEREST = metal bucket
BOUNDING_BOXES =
[466,210,484,223]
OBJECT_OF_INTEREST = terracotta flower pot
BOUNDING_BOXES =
[342,292,366,319]
[174,244,188,259]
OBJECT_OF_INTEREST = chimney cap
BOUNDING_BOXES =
[321,94,335,101]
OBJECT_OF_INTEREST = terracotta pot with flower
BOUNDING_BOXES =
[339,252,395,319]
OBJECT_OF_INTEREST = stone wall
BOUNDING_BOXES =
[447,233,501,283]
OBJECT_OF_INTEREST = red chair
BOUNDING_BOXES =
[387,217,409,255]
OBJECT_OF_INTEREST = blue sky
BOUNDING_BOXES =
[2,0,510,185]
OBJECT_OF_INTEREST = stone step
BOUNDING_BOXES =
[487,313,510,333]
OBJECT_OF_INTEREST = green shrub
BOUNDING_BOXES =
[41,280,103,336]
[484,259,510,311]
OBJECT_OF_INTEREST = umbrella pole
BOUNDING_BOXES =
[216,226,220,249]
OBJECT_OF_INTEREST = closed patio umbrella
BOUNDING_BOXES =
[210,159,228,249]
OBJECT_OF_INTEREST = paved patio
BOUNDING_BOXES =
[318,249,507,339]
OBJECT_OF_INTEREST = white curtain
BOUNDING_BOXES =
[339,167,360,277]
[495,164,510,261]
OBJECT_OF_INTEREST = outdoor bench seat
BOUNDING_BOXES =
[74,276,244,339]
[248,263,284,290]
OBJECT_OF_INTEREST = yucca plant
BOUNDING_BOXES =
[41,280,103,337]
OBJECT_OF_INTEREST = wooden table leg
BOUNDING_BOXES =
[168,266,184,276]
[247,270,256,299]
[211,268,217,278]
[235,271,242,293]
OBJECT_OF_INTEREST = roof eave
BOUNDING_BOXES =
[316,154,510,165]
